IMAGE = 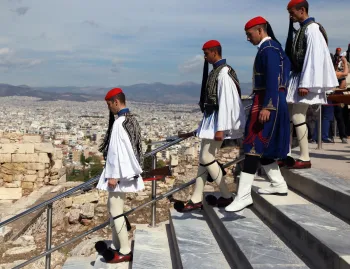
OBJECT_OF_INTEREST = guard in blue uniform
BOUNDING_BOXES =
[226,16,291,212]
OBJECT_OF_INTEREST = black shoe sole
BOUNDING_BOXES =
[259,192,288,196]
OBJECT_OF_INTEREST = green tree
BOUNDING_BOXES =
[80,153,85,165]
[89,155,104,179]
[156,159,166,168]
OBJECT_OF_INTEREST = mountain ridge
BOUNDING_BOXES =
[0,82,252,104]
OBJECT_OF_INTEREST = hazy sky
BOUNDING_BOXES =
[0,0,349,87]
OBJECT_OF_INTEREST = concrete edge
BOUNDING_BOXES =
[202,199,251,269]
[251,189,349,269]
[282,168,350,222]
[168,209,183,269]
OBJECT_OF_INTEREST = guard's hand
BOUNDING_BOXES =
[259,109,271,124]
[214,131,224,141]
[108,178,118,189]
[298,88,309,97]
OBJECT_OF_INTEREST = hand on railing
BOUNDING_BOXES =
[177,130,197,139]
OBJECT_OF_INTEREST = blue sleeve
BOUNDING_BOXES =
[261,47,281,111]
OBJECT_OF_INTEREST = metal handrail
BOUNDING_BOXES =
[0,103,253,229]
[0,136,187,229]
[13,156,245,269]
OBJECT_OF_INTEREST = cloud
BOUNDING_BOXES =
[12,6,29,15]
[0,0,349,86]
[110,58,123,73]
[0,47,42,70]
[82,20,99,28]
[179,55,204,73]
[0,47,11,55]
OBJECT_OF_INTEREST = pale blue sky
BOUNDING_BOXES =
[0,0,349,87]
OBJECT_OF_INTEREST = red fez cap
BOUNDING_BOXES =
[287,0,306,9]
[336,48,341,51]
[105,88,123,101]
[202,40,221,50]
[245,16,267,31]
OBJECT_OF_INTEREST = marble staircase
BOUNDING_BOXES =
[63,167,350,269]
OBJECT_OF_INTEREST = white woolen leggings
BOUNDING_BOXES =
[191,139,231,203]
[288,103,310,161]
[108,192,131,255]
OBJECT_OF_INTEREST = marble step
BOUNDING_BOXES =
[169,209,232,269]
[62,256,95,269]
[203,197,310,269]
[281,167,350,221]
[133,225,173,269]
[252,178,350,269]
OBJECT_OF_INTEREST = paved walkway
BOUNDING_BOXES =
[292,138,350,180]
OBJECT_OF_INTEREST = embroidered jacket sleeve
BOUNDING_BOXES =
[261,47,281,111]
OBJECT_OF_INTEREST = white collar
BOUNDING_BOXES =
[257,36,271,49]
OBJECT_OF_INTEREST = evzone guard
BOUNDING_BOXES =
[226,16,291,212]
[94,88,144,263]
[283,0,338,169]
[177,40,246,212]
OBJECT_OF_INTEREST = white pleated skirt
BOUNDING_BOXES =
[96,169,145,193]
[287,72,331,105]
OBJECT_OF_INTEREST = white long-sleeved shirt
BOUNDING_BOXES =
[197,66,246,140]
[96,116,144,193]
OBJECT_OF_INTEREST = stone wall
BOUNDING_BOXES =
[0,133,65,200]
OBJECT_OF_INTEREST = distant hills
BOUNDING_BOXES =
[0,82,252,104]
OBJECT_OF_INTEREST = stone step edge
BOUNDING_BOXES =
[281,167,350,222]
[251,188,350,269]
[202,200,252,269]
[168,210,184,269]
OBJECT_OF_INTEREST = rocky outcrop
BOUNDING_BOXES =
[0,133,66,199]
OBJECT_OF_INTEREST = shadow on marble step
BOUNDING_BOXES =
[251,181,350,269]
[169,209,232,269]
[62,256,95,269]
[202,193,309,269]
[281,167,350,222]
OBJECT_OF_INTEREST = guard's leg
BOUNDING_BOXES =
[258,159,288,195]
[290,103,311,168]
[287,104,294,156]
[107,192,132,263]
[225,155,259,212]
[190,139,223,203]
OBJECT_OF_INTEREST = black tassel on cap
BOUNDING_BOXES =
[99,111,115,159]
[266,22,281,46]
[199,59,209,113]
[285,19,295,60]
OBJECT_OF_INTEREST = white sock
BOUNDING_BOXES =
[291,104,310,161]
[108,192,130,255]
[190,166,207,203]
[190,139,225,203]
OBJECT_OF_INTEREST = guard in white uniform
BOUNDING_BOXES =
[180,40,246,212]
[96,88,144,263]
[284,0,338,169]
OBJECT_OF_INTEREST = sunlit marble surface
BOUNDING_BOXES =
[214,207,309,269]
[133,228,172,269]
[170,209,231,269]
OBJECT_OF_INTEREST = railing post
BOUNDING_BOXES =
[150,155,157,227]
[317,104,322,150]
[45,203,53,269]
